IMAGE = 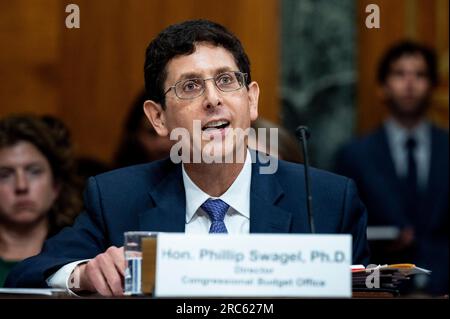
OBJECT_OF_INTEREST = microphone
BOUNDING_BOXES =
[295,126,316,234]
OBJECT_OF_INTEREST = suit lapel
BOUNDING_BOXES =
[373,127,406,199]
[249,151,293,233]
[138,161,186,232]
[371,127,409,222]
[426,126,442,194]
[373,127,399,183]
[138,151,294,233]
[420,126,444,228]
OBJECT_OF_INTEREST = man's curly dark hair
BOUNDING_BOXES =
[144,19,251,108]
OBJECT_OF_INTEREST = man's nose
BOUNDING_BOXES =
[202,79,222,110]
[404,75,417,91]
[15,171,29,194]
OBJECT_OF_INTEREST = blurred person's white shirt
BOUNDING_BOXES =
[384,118,431,190]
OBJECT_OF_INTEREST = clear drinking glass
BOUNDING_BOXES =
[123,231,157,295]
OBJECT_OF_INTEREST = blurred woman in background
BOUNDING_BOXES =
[0,115,82,286]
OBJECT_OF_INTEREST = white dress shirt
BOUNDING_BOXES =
[47,149,252,291]
[384,118,431,190]
[183,148,251,234]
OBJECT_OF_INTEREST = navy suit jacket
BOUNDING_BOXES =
[335,125,448,294]
[6,152,369,288]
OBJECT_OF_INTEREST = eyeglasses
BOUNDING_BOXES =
[163,71,247,100]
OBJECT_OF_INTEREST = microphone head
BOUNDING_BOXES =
[295,126,311,140]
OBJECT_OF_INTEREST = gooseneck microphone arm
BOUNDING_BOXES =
[295,126,316,234]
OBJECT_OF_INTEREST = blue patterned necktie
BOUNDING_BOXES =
[201,198,229,233]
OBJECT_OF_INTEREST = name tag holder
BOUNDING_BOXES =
[141,234,352,297]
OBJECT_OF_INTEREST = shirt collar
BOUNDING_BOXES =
[385,117,430,146]
[182,149,252,223]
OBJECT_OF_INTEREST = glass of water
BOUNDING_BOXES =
[123,231,157,295]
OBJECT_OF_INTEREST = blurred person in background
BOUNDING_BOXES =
[0,115,82,286]
[248,118,303,163]
[335,41,448,295]
[114,91,174,168]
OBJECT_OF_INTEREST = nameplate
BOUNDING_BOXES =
[154,234,352,297]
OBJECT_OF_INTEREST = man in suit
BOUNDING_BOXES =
[6,20,369,296]
[335,41,448,295]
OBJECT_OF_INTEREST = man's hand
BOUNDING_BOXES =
[72,246,125,296]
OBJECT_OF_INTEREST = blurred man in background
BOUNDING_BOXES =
[335,41,448,295]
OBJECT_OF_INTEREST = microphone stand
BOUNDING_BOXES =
[295,126,316,234]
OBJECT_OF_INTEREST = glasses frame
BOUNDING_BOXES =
[163,71,248,100]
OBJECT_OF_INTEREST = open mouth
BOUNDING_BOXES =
[201,119,230,132]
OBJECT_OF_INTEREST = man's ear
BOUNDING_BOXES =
[247,81,259,121]
[143,100,169,137]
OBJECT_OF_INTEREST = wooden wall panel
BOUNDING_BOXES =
[0,0,61,116]
[357,0,449,134]
[0,0,280,163]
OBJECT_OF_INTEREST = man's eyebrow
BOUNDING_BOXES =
[176,67,235,82]
[177,72,202,81]
[215,67,234,74]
